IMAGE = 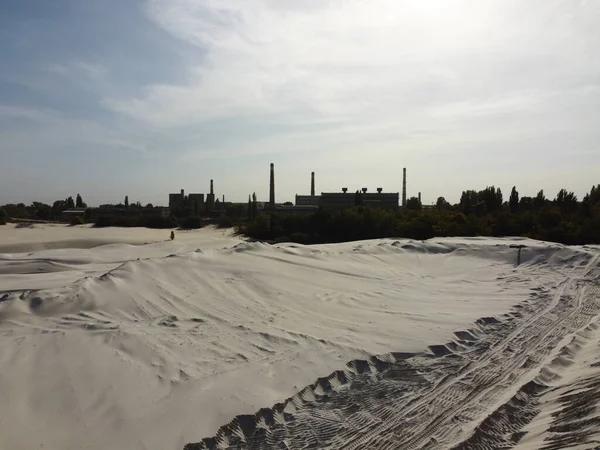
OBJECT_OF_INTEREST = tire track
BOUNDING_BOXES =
[184,256,600,450]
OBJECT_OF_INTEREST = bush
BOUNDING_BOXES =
[0,207,7,221]
[70,216,85,226]
[180,216,204,229]
[215,216,235,229]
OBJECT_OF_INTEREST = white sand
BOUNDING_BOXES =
[1,224,599,450]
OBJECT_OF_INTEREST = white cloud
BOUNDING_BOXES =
[104,0,599,136]
[2,0,599,204]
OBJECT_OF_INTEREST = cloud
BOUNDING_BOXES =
[0,105,57,123]
[105,0,599,136]
[1,0,599,205]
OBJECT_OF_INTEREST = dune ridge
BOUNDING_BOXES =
[1,224,598,450]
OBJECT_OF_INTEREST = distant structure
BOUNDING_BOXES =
[206,180,215,213]
[418,192,421,204]
[402,168,407,208]
[294,169,399,211]
[188,193,205,215]
[169,189,205,216]
[320,189,399,211]
[169,189,186,211]
[269,163,275,208]
[168,179,227,217]
[296,172,321,207]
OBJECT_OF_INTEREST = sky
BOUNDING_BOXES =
[1,0,599,206]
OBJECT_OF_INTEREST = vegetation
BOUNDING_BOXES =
[70,216,85,226]
[93,214,177,229]
[238,185,600,246]
[3,185,599,246]
[0,207,7,225]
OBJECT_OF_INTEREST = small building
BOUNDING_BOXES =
[60,208,89,221]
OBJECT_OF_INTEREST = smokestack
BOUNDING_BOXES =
[223,195,225,203]
[418,192,421,204]
[311,172,315,196]
[402,168,407,207]
[377,187,382,194]
[269,163,275,207]
[180,189,184,197]
[362,187,367,194]
[210,180,214,195]
[342,187,348,193]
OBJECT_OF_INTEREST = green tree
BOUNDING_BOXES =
[248,195,252,219]
[533,190,546,210]
[252,193,258,218]
[459,190,478,214]
[76,194,84,207]
[509,186,519,214]
[32,202,51,220]
[0,207,7,222]
[124,196,129,208]
[436,196,450,210]
[479,186,503,213]
[406,196,422,210]
[555,189,577,214]
[66,196,75,209]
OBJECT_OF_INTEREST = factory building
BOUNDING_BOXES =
[188,193,205,215]
[169,179,219,217]
[294,171,400,211]
[320,188,399,211]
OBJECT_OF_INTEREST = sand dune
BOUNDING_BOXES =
[1,224,599,449]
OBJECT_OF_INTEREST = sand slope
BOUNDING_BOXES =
[1,225,599,449]
[186,244,600,450]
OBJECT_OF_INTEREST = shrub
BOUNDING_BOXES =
[180,216,204,229]
[215,216,235,229]
[0,207,7,221]
[70,216,85,226]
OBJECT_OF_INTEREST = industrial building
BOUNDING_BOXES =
[169,179,222,217]
[294,171,402,211]
[320,189,399,211]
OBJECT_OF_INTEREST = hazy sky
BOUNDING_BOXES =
[1,0,598,206]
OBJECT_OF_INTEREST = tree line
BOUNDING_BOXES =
[3,185,599,245]
[238,184,600,245]
[0,194,151,225]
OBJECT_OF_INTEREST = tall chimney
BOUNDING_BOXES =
[210,180,214,195]
[223,195,225,203]
[311,172,315,196]
[269,163,275,207]
[180,189,184,197]
[418,192,421,204]
[402,168,407,207]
